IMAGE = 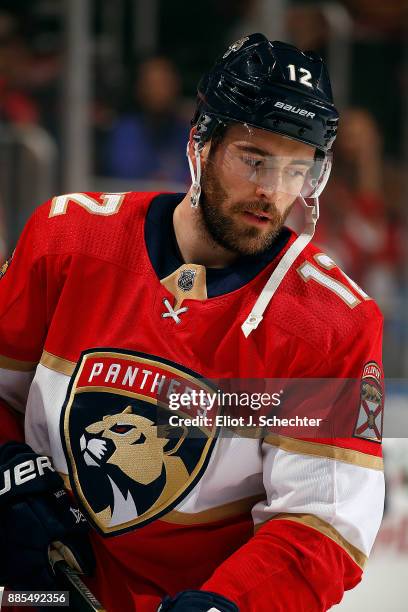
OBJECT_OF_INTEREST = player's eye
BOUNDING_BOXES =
[285,167,308,179]
[110,424,135,435]
[241,155,264,168]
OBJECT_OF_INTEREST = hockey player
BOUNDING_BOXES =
[0,34,384,611]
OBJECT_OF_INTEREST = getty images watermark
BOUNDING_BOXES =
[167,389,323,429]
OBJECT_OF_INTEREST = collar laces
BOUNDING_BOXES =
[241,196,319,338]
[161,298,188,324]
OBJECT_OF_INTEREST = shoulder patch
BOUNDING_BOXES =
[353,361,384,443]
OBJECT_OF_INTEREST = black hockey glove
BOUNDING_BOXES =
[158,590,239,611]
[0,441,95,590]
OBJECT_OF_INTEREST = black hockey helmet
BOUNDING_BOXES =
[192,33,339,154]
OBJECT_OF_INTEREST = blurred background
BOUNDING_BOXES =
[0,0,406,609]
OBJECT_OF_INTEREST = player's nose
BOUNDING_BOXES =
[254,168,285,199]
[254,181,278,201]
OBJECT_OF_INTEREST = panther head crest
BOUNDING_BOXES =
[79,406,189,527]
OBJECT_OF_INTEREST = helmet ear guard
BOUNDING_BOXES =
[301,150,332,199]
[193,113,227,149]
[187,117,231,208]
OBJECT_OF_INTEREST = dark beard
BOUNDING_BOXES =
[199,159,293,256]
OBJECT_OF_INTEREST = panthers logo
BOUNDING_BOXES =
[61,349,218,536]
[353,361,384,443]
[80,406,188,528]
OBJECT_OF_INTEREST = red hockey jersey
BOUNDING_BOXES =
[0,192,385,611]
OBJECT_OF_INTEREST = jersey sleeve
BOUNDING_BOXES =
[202,304,385,611]
[0,206,52,443]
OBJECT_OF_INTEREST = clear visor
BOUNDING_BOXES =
[210,127,332,198]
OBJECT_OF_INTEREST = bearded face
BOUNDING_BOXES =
[197,125,315,256]
[199,158,294,256]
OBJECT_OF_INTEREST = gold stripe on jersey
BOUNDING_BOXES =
[161,494,264,525]
[40,350,76,376]
[258,512,367,569]
[264,434,383,471]
[0,354,37,371]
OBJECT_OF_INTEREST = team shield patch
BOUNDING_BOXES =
[61,349,219,536]
[353,361,384,443]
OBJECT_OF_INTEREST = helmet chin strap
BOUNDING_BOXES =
[186,142,202,208]
[241,195,319,338]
